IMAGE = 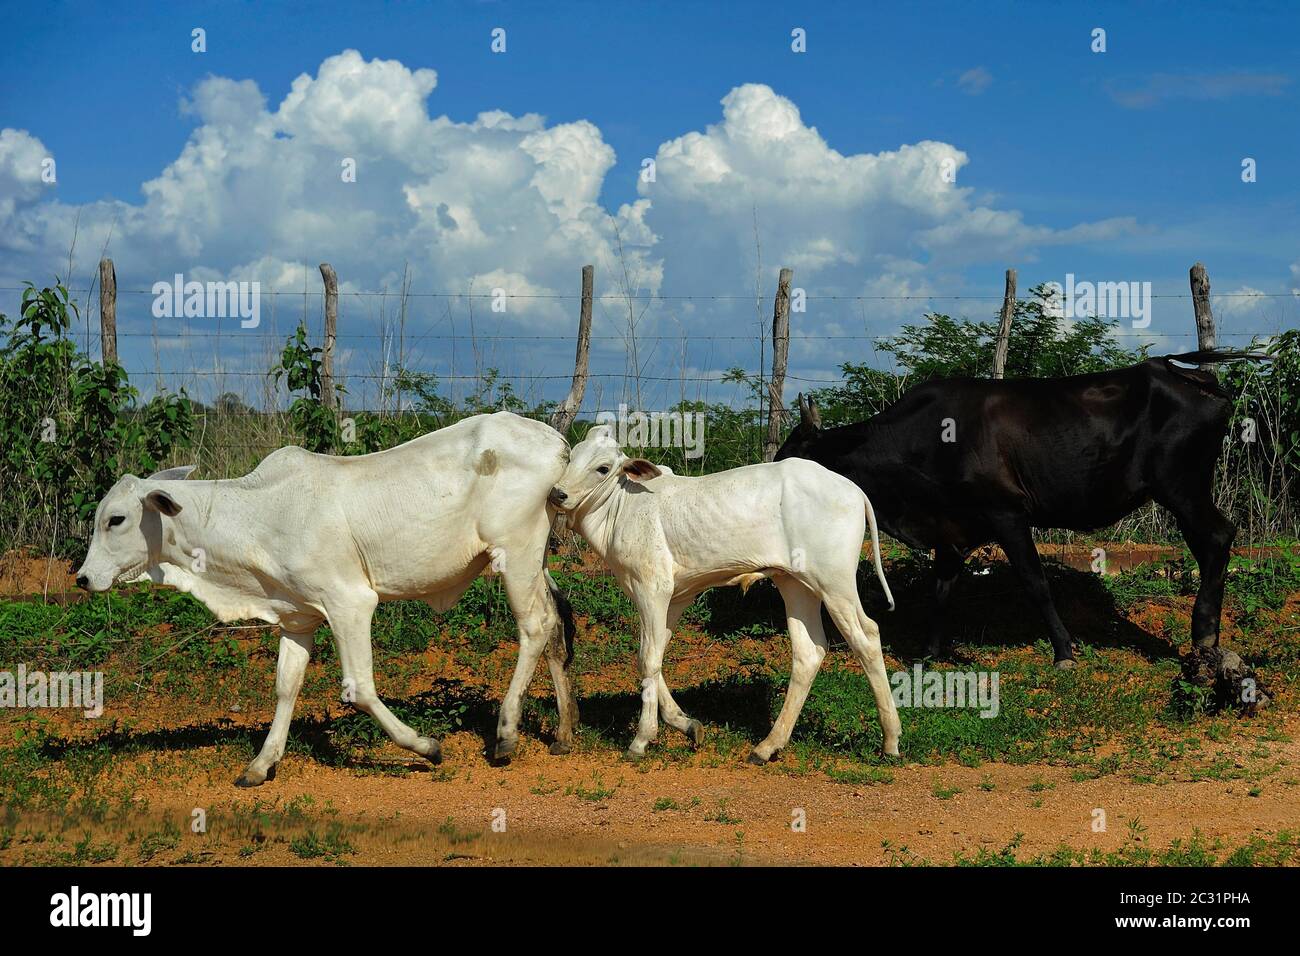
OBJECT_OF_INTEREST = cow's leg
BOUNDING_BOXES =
[990,515,1075,666]
[926,544,964,659]
[750,577,830,763]
[1160,494,1236,650]
[542,612,580,755]
[823,592,902,757]
[541,572,580,755]
[626,585,673,759]
[655,598,705,748]
[494,554,565,761]
[327,591,442,764]
[235,627,313,788]
[655,674,704,748]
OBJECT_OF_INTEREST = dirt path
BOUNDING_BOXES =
[63,715,1297,867]
[5,547,1297,865]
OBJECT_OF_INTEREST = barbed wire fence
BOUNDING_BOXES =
[2,258,1297,596]
[30,259,1286,547]
[8,257,1294,426]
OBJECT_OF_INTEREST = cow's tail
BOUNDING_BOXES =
[863,493,895,612]
[545,570,577,667]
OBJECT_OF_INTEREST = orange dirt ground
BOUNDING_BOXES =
[3,547,1297,866]
[12,715,1296,866]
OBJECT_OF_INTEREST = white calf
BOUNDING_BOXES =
[549,425,900,763]
[76,412,577,784]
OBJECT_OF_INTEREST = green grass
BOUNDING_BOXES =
[288,822,357,863]
[136,819,182,862]
[704,799,741,824]
[1,552,1297,865]
[570,773,617,803]
[1101,547,1300,620]
[786,652,1164,766]
[886,829,1300,867]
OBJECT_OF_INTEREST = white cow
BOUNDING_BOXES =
[548,425,900,763]
[75,412,577,785]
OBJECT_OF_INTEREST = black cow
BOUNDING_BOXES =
[775,351,1259,667]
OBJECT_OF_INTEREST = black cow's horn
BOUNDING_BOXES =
[806,396,823,430]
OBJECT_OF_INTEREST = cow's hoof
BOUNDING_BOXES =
[420,737,442,765]
[548,740,573,756]
[623,748,645,762]
[746,751,771,766]
[686,719,705,749]
[1054,658,1077,671]
[234,769,267,788]
[493,738,517,763]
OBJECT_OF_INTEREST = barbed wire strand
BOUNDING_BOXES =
[4,286,1298,299]
[81,329,1292,341]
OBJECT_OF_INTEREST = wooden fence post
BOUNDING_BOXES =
[992,268,1016,379]
[763,268,794,461]
[1190,262,1216,370]
[549,264,594,436]
[98,258,117,365]
[319,263,338,410]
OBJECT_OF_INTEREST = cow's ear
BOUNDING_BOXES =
[621,459,662,482]
[143,489,183,517]
[586,423,615,442]
[147,465,197,481]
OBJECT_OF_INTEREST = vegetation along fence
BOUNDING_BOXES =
[1,259,1297,563]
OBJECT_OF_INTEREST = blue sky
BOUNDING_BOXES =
[2,0,1297,408]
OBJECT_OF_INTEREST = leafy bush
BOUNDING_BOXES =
[806,285,1149,426]
[1225,551,1300,620]
[273,322,343,453]
[0,281,194,554]
[1219,329,1300,535]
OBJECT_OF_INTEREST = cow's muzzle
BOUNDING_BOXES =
[548,487,569,507]
[74,564,121,593]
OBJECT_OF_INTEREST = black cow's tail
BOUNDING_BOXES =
[1165,349,1274,365]
[546,570,577,667]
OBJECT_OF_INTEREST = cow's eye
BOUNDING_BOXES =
[596,466,610,475]
[107,515,125,529]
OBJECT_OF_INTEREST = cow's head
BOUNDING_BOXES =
[773,393,824,461]
[548,424,661,512]
[75,466,196,592]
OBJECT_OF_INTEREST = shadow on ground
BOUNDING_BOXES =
[691,554,1175,663]
[30,673,785,772]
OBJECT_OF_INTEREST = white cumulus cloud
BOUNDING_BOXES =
[637,83,1139,364]
[1,60,1151,401]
